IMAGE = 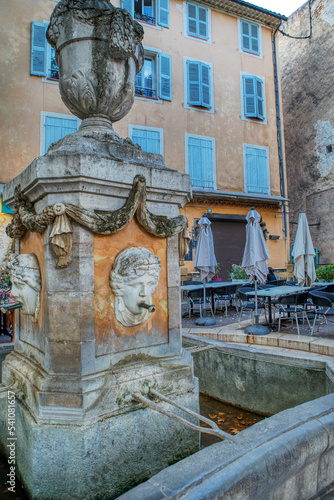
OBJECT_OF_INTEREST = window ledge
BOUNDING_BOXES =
[135,96,163,104]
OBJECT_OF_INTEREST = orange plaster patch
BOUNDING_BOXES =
[94,218,168,355]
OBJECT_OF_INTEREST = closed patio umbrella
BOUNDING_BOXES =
[241,207,269,285]
[193,215,217,325]
[241,207,270,335]
[292,211,316,286]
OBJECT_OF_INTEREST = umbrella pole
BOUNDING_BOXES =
[245,278,270,335]
[195,278,216,326]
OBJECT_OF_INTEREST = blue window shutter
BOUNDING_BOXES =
[198,7,208,39]
[188,138,201,186]
[132,128,160,155]
[250,23,259,54]
[256,78,264,119]
[187,3,197,35]
[187,61,200,106]
[200,139,213,188]
[121,0,134,17]
[31,22,47,76]
[158,0,169,28]
[146,131,160,154]
[241,20,260,54]
[246,147,268,194]
[188,137,213,188]
[159,54,172,101]
[243,76,256,117]
[201,64,211,108]
[44,116,78,153]
[256,149,268,193]
[1,199,13,214]
[241,21,250,51]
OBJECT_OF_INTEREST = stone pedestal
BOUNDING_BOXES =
[0,142,199,499]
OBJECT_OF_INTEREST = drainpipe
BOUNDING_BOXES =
[272,21,288,262]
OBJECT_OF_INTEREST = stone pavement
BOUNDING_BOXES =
[182,302,334,357]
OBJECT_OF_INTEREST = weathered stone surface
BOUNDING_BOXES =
[184,334,328,415]
[279,0,334,262]
[47,0,144,130]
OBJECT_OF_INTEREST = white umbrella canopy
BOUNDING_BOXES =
[194,216,217,281]
[241,208,270,284]
[292,211,316,286]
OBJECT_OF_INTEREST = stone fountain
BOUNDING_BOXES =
[0,1,201,498]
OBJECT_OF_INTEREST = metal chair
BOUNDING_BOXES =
[309,291,334,335]
[323,284,334,294]
[214,284,238,316]
[277,292,312,335]
[186,283,214,319]
[238,288,267,324]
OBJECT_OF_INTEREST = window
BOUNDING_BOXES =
[135,49,171,101]
[40,112,81,155]
[121,0,169,27]
[129,125,164,156]
[186,2,209,40]
[31,21,59,81]
[243,144,270,194]
[185,134,216,189]
[240,20,261,56]
[241,74,265,122]
[185,58,213,111]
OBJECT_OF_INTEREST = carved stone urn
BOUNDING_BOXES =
[47,0,144,133]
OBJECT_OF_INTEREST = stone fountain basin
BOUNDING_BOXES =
[119,334,334,500]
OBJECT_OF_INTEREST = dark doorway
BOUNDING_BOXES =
[210,221,246,280]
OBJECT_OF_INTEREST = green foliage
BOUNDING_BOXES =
[214,262,221,278]
[229,264,248,280]
[316,265,334,282]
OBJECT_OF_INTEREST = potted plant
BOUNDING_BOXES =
[211,263,222,281]
[229,264,248,282]
[316,264,334,282]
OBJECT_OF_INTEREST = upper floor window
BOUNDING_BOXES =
[184,58,213,112]
[240,20,261,56]
[187,2,209,40]
[121,0,169,28]
[41,112,81,155]
[31,21,59,81]
[241,74,266,122]
[185,134,216,189]
[243,144,270,194]
[135,49,172,101]
[129,125,164,156]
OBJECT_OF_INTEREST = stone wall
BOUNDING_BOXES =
[279,0,334,264]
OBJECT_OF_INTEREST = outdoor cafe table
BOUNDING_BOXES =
[180,281,247,315]
[245,285,311,325]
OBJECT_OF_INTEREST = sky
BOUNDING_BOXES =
[245,0,307,17]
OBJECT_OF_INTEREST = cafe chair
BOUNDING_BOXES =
[238,289,267,325]
[277,292,312,335]
[185,282,214,319]
[214,284,238,316]
[323,284,334,294]
[309,291,334,335]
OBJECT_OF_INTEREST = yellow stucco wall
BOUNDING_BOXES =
[1,0,289,270]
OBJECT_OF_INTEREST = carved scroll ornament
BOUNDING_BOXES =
[6,175,189,267]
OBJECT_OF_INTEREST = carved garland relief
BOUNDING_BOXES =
[4,175,190,326]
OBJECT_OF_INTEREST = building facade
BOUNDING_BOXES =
[1,0,289,278]
[279,0,334,265]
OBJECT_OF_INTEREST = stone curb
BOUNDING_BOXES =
[182,325,334,357]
